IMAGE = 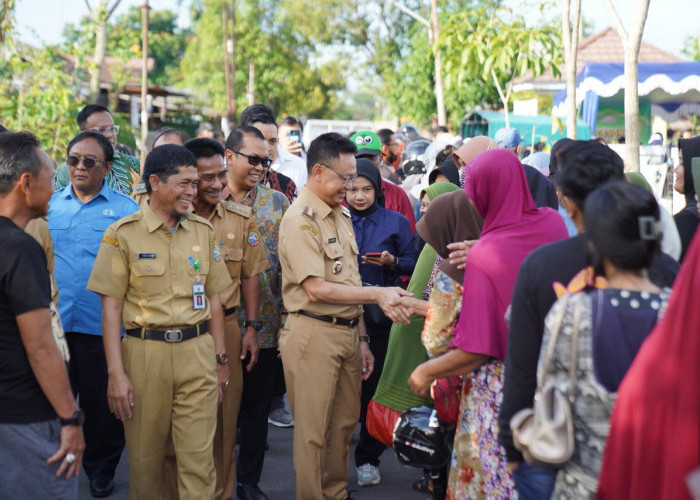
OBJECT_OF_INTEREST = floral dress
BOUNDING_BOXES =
[447,360,516,499]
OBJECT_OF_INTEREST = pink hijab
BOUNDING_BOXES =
[452,149,568,359]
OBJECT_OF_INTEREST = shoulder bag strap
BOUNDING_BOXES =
[567,294,585,403]
[537,294,570,393]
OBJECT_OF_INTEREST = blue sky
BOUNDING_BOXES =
[13,0,699,57]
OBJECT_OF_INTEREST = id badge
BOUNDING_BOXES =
[192,282,206,310]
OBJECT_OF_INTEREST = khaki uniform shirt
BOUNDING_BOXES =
[131,182,148,208]
[87,203,232,330]
[200,199,270,310]
[279,187,363,319]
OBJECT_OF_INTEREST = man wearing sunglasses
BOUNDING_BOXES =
[53,105,140,196]
[47,130,139,497]
[223,126,289,500]
[278,132,413,500]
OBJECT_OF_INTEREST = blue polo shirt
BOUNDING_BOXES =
[48,181,139,335]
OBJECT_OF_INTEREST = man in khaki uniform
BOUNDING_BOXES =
[87,145,232,500]
[186,137,269,500]
[278,132,412,500]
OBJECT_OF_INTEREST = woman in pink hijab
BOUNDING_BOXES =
[409,149,567,497]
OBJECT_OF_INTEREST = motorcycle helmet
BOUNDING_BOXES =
[393,406,454,469]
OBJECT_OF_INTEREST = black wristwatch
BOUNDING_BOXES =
[59,408,85,427]
[244,320,263,332]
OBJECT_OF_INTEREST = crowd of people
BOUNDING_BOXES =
[0,100,699,500]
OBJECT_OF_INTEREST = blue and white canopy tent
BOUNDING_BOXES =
[552,62,700,141]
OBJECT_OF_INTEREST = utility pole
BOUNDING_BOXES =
[222,0,236,128]
[140,1,149,165]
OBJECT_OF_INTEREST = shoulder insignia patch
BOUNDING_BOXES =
[341,205,351,218]
[133,182,147,195]
[302,206,316,221]
[102,236,119,247]
[248,230,261,247]
[300,224,318,235]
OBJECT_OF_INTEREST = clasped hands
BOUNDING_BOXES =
[375,287,414,324]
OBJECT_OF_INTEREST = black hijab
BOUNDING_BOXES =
[523,163,559,210]
[428,156,461,186]
[679,136,700,214]
[348,158,384,217]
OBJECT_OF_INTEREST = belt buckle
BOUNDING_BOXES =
[164,329,183,342]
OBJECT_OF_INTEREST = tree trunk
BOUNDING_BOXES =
[562,0,581,139]
[430,0,446,126]
[222,0,236,128]
[90,16,107,103]
[247,58,254,106]
[605,0,650,172]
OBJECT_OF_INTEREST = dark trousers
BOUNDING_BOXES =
[271,353,286,399]
[354,332,389,467]
[237,347,277,485]
[66,332,125,481]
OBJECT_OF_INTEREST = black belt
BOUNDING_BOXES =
[125,323,208,343]
[224,307,237,317]
[298,311,360,327]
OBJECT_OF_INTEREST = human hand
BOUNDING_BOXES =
[362,250,396,267]
[47,424,85,479]
[282,136,303,156]
[217,363,228,404]
[107,371,133,420]
[407,363,433,398]
[241,328,259,372]
[447,240,477,269]
[376,287,413,324]
[359,341,375,381]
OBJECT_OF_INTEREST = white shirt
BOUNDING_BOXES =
[272,146,307,190]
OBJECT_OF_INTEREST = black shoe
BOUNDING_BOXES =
[236,483,268,500]
[89,477,115,498]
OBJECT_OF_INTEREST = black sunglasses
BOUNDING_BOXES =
[234,151,273,169]
[66,155,105,169]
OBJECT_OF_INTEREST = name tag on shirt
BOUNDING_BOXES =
[138,253,157,259]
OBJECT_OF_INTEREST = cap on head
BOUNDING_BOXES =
[494,127,522,149]
[350,131,382,157]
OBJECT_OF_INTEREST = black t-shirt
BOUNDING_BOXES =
[498,234,679,462]
[673,209,699,263]
[0,216,56,423]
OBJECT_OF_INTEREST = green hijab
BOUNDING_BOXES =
[374,182,459,411]
[626,172,653,193]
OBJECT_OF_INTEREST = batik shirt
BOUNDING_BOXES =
[53,151,140,196]
[234,185,289,348]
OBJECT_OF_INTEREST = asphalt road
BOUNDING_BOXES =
[78,423,430,499]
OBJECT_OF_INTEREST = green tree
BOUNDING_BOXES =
[441,6,563,128]
[179,0,347,120]
[682,36,700,61]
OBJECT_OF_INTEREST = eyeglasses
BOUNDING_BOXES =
[66,155,106,170]
[320,164,357,184]
[89,125,119,135]
[234,151,273,169]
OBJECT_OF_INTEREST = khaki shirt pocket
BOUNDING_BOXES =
[323,243,345,279]
[224,246,244,282]
[131,261,166,295]
[349,238,360,255]
[186,260,210,277]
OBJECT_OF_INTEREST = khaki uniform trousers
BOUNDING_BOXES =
[122,333,218,500]
[279,313,362,500]
[161,313,244,500]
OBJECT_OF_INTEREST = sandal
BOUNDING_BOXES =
[412,477,433,494]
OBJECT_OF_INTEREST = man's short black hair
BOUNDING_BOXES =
[279,116,302,131]
[0,131,43,195]
[377,128,394,146]
[151,127,191,149]
[306,133,357,175]
[142,144,197,195]
[556,141,625,210]
[246,113,277,128]
[67,131,114,163]
[76,104,111,129]
[224,126,266,152]
[239,104,274,127]
[184,137,225,160]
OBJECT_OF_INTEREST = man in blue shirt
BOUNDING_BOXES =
[49,131,139,498]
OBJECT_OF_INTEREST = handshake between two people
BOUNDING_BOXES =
[374,286,415,325]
